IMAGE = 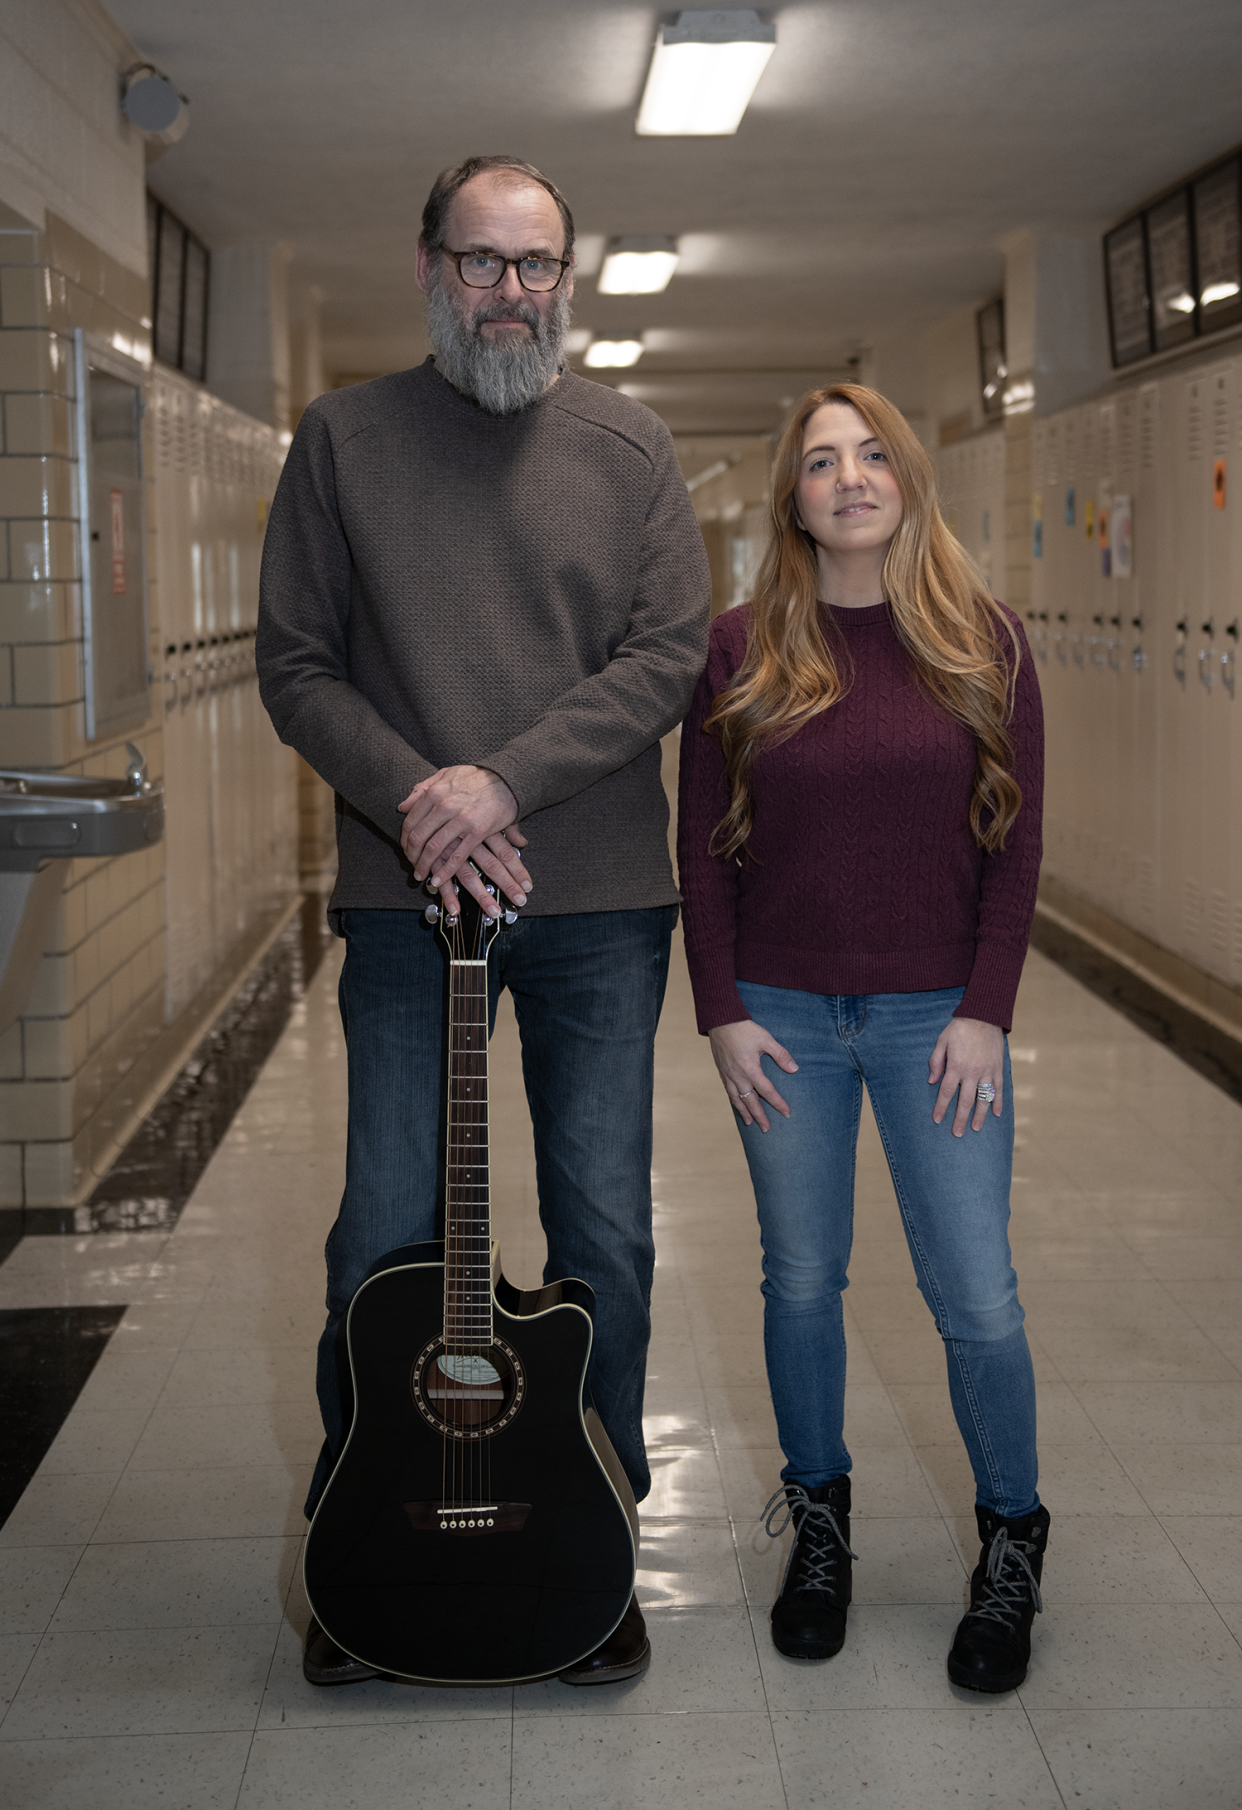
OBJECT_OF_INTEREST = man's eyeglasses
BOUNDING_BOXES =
[440,248,571,293]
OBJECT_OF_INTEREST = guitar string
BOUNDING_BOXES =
[444,908,495,1520]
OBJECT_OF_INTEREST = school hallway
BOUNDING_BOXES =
[2,796,1240,1808]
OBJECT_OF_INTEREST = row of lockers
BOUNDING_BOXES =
[150,370,299,1021]
[937,358,1242,993]
[1030,358,1239,988]
[1029,358,1241,987]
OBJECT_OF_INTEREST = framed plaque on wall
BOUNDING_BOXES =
[1146,190,1196,351]
[1104,216,1152,367]
[1193,157,1242,335]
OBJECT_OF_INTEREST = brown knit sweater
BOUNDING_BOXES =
[677,601,1044,1034]
[257,360,711,918]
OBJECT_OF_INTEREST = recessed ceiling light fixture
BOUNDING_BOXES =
[584,338,645,369]
[598,236,679,295]
[636,9,776,137]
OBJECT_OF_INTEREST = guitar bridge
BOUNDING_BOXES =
[404,1500,531,1536]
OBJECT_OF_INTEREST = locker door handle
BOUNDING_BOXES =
[1173,644,1186,685]
[1198,648,1213,691]
[1107,639,1122,672]
[1223,649,1236,698]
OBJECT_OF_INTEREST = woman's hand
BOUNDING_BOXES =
[708,1019,798,1132]
[928,1015,1005,1136]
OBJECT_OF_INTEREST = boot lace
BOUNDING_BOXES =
[967,1527,1043,1628]
[762,1485,858,1591]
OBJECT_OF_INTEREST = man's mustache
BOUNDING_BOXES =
[471,301,540,333]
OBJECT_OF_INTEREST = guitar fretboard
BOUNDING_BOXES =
[444,956,491,1351]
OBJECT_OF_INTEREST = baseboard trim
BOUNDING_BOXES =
[1031,898,1242,1106]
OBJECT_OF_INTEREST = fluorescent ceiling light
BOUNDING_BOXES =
[636,9,776,137]
[1165,290,1196,315]
[565,328,593,355]
[1202,280,1240,306]
[585,339,645,368]
[598,236,679,294]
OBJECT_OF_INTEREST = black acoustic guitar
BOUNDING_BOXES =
[303,887,639,1684]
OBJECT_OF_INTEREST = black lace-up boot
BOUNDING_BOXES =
[764,1476,857,1660]
[947,1502,1051,1693]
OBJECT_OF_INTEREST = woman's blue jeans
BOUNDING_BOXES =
[736,982,1039,1519]
[309,905,677,1515]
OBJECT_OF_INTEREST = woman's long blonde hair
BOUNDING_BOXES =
[707,382,1021,858]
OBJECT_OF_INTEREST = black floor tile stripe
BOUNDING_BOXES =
[0,896,334,1529]
[0,1305,128,1526]
[1,894,335,1249]
[1031,912,1242,1106]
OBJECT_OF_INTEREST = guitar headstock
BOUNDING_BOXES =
[428,866,515,963]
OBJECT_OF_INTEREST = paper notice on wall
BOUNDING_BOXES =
[110,489,125,594]
[1111,494,1133,578]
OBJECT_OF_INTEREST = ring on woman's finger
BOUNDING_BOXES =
[976,1081,996,1103]
[738,1089,754,1100]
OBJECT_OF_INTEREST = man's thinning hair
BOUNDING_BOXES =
[421,155,575,259]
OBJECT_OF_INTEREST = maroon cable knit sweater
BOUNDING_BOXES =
[676,601,1043,1035]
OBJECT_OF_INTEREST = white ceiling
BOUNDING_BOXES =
[108,0,1242,434]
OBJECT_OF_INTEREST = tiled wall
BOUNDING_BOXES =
[0,208,168,1206]
[0,212,305,1207]
[151,368,299,1022]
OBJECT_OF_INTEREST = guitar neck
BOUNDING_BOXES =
[444,949,491,1351]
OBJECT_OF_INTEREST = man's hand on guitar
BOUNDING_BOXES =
[399,765,530,919]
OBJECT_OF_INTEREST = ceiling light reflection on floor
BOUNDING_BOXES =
[636,9,776,136]
[584,338,645,368]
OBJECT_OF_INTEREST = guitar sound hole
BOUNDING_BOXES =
[411,1339,524,1438]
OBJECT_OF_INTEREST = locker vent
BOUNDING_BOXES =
[1183,878,1203,944]
[1098,403,1115,478]
[1139,857,1157,926]
[1140,387,1158,470]
[1187,383,1204,461]
[1209,889,1229,956]
[1062,417,1076,484]
[1212,373,1231,458]
[1117,398,1135,478]
[1043,422,1059,486]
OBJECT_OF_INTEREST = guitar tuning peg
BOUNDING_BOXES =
[503,910,518,924]
[423,905,440,923]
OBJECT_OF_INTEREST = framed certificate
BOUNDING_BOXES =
[1146,190,1196,351]
[1193,157,1242,334]
[1104,217,1151,366]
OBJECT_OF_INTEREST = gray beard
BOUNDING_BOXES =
[425,270,570,415]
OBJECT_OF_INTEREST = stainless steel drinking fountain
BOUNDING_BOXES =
[0,742,165,1038]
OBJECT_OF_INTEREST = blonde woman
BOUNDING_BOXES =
[677,384,1047,1693]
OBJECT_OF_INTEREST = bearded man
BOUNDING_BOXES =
[257,155,710,1688]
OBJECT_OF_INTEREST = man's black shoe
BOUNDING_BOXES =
[302,1614,382,1686]
[765,1476,856,1660]
[558,1593,650,1684]
[947,1502,1051,1694]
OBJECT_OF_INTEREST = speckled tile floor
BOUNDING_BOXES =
[1,880,1241,1806]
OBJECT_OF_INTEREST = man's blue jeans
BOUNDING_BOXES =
[308,904,677,1515]
[736,982,1039,1519]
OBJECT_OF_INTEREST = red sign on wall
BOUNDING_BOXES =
[110,489,126,593]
